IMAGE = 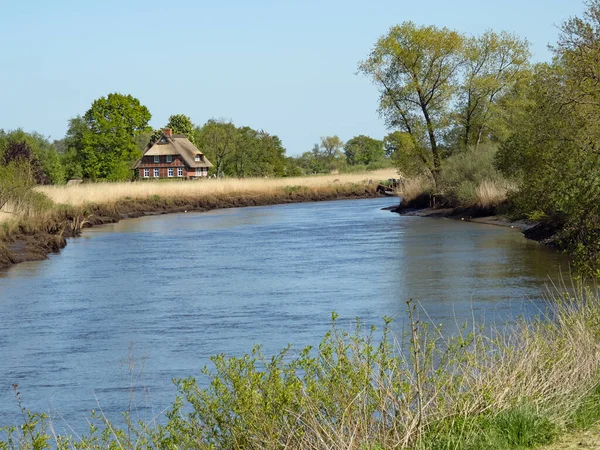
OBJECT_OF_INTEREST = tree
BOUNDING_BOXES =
[456,31,530,150]
[359,22,464,187]
[196,119,238,177]
[0,129,64,184]
[344,135,384,165]
[495,0,600,275]
[76,93,151,180]
[167,114,196,144]
[319,136,344,161]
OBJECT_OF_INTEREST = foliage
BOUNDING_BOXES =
[344,135,384,165]
[440,144,507,207]
[166,113,196,144]
[453,31,530,150]
[386,131,433,178]
[495,3,600,275]
[195,119,238,178]
[359,22,465,187]
[0,130,65,184]
[65,93,151,181]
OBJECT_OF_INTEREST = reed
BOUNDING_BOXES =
[37,170,398,207]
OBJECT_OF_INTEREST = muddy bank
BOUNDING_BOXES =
[0,186,380,270]
[387,199,561,242]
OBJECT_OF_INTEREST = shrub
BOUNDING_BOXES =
[440,145,510,208]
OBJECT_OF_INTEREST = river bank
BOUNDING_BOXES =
[386,200,567,254]
[0,183,380,270]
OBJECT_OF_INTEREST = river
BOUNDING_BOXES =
[0,197,569,428]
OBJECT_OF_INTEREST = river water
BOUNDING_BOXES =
[0,197,569,428]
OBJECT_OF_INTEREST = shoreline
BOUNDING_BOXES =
[386,202,564,251]
[389,204,534,230]
[0,186,380,271]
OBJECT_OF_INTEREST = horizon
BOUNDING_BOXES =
[1,0,584,155]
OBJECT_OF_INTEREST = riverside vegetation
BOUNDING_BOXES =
[362,1,600,277]
[3,1,600,449]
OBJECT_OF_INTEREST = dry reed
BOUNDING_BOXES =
[37,170,398,207]
[476,180,516,208]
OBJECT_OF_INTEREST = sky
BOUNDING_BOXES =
[0,0,586,155]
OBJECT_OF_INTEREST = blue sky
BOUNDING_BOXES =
[0,0,585,155]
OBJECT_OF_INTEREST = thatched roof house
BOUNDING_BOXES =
[132,128,213,179]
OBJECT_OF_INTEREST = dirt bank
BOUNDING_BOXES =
[0,186,380,271]
[384,200,565,251]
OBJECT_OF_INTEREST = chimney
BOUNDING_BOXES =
[163,128,173,137]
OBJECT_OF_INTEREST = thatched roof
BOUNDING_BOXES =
[132,133,213,169]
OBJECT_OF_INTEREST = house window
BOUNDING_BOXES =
[168,168,174,177]
[177,167,183,177]
[166,155,172,163]
[154,168,159,177]
[196,168,202,177]
[154,156,159,163]
[195,154,201,162]
[143,169,149,178]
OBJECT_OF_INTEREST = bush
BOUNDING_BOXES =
[440,145,510,208]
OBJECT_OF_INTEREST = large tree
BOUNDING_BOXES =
[359,22,465,187]
[74,93,151,180]
[343,135,384,165]
[196,119,238,178]
[319,136,344,161]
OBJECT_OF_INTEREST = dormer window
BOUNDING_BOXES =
[195,154,202,162]
[154,156,159,163]
[166,155,172,163]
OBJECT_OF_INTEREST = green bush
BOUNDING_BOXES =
[440,144,506,207]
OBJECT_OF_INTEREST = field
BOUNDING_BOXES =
[36,169,398,207]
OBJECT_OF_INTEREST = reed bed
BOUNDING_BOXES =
[37,170,398,207]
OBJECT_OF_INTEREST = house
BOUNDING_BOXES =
[132,128,213,179]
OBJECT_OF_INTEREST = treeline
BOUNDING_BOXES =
[1,96,393,185]
[361,0,600,275]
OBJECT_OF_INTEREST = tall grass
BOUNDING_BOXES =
[4,286,600,449]
[37,170,398,207]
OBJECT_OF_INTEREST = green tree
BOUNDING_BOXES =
[196,119,238,177]
[343,135,384,165]
[0,129,65,184]
[456,31,530,150]
[359,22,465,187]
[496,0,600,275]
[76,93,151,180]
[319,136,344,161]
[167,114,196,144]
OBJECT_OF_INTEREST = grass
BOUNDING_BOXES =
[4,285,600,449]
[36,170,398,207]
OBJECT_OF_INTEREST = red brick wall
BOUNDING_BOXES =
[139,165,187,178]
[140,155,184,167]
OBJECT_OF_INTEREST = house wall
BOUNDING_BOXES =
[186,168,209,177]
[138,156,210,179]
[139,166,188,178]
[140,155,185,167]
